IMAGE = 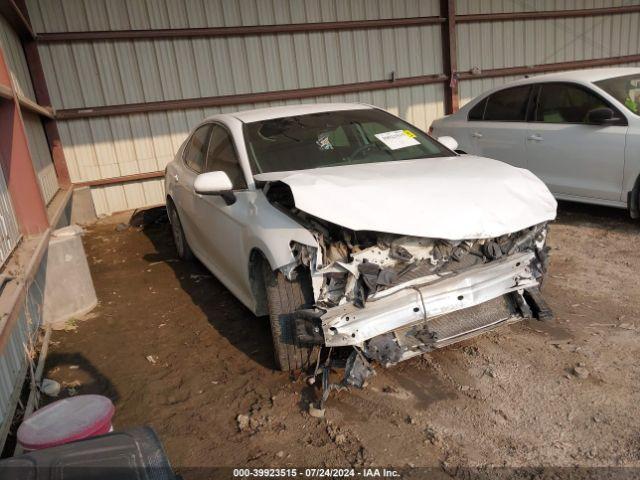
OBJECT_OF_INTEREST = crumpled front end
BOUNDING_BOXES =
[285,221,552,385]
[262,179,553,388]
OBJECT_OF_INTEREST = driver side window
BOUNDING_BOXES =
[205,125,247,190]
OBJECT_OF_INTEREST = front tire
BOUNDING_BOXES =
[167,201,193,261]
[262,262,316,372]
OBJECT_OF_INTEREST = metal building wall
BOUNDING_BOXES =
[0,14,35,101]
[26,0,446,215]
[456,0,640,105]
[22,111,59,205]
[24,0,640,215]
[0,16,24,265]
[0,161,20,266]
[0,249,46,450]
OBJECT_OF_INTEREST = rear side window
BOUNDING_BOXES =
[184,125,212,173]
[468,97,487,120]
[206,125,247,189]
[483,85,532,121]
[535,83,613,124]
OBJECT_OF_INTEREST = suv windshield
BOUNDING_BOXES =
[595,73,640,115]
[243,109,451,173]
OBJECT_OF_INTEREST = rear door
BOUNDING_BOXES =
[525,82,627,201]
[465,84,532,168]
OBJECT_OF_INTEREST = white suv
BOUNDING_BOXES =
[431,68,640,218]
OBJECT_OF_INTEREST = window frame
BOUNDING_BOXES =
[182,124,213,174]
[531,81,628,126]
[204,121,249,191]
[467,96,488,121]
[468,84,534,123]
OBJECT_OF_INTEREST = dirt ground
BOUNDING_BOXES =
[43,201,640,474]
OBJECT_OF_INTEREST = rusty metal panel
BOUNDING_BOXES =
[22,111,59,205]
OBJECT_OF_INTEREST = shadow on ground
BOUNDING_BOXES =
[134,207,278,371]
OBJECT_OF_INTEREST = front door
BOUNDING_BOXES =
[525,82,627,201]
[190,124,252,301]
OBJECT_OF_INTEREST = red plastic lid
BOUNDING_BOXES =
[17,395,115,450]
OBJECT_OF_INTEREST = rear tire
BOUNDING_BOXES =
[262,262,316,372]
[167,200,193,261]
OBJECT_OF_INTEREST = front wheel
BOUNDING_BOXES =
[262,262,316,372]
[167,201,193,261]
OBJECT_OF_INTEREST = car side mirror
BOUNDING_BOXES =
[586,107,620,125]
[194,171,236,205]
[437,135,459,152]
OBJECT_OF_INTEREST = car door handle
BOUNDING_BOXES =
[471,132,483,139]
[527,134,543,142]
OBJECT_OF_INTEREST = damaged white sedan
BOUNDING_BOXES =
[165,103,557,387]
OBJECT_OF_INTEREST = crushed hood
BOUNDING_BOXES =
[254,156,557,240]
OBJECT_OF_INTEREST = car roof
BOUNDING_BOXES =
[504,67,640,86]
[222,103,373,123]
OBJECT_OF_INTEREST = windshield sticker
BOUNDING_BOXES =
[316,132,334,151]
[375,130,420,150]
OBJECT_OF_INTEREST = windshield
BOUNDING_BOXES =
[243,109,451,174]
[594,73,640,115]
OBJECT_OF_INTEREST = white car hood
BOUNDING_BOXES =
[254,156,557,240]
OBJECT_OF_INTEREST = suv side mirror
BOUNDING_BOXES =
[437,135,459,152]
[194,171,236,205]
[586,107,620,125]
